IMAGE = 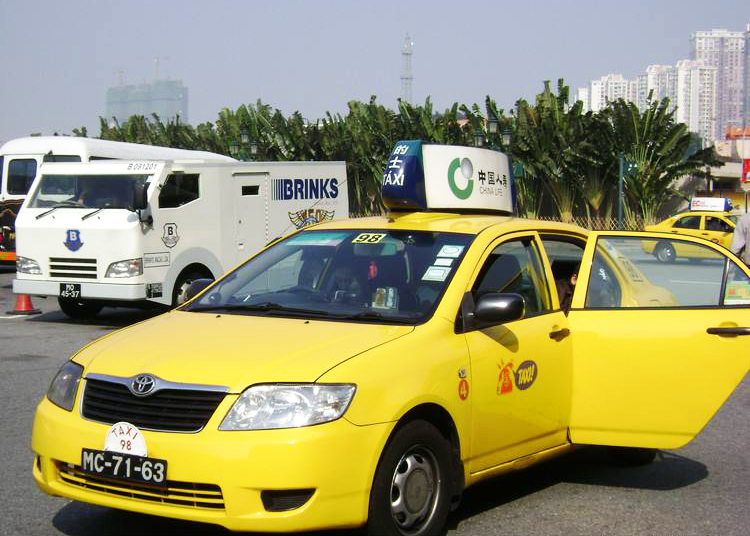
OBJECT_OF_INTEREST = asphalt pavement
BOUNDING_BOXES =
[1,265,749,536]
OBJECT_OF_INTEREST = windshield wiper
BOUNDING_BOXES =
[187,302,331,317]
[336,311,416,324]
[36,200,85,220]
[82,208,104,220]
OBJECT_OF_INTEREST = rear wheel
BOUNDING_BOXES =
[654,242,676,263]
[57,298,103,320]
[367,420,452,536]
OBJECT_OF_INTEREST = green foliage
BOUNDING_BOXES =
[87,81,721,218]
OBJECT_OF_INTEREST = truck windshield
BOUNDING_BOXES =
[28,174,149,209]
[185,229,474,324]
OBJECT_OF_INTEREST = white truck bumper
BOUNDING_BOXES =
[13,279,147,301]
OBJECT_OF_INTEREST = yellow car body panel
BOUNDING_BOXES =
[31,214,750,533]
[569,231,750,448]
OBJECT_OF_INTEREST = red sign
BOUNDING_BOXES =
[743,159,750,184]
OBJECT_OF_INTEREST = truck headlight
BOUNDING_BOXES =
[16,256,41,275]
[220,383,356,430]
[47,361,84,411]
[105,258,143,278]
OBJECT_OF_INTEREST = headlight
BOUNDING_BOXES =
[220,383,356,430]
[16,256,41,275]
[47,361,84,411]
[105,258,143,278]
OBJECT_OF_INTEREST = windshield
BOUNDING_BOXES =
[185,229,474,324]
[28,174,149,209]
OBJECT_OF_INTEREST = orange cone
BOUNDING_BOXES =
[7,294,41,315]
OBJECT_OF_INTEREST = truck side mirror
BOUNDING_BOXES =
[133,183,148,211]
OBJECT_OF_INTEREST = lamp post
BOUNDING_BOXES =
[501,127,512,152]
[487,116,498,150]
[618,152,624,230]
[474,127,485,148]
[232,128,256,162]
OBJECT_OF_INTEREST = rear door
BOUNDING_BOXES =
[568,231,750,449]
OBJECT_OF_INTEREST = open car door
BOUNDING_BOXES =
[567,231,750,449]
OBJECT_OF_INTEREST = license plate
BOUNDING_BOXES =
[60,283,81,299]
[81,448,168,486]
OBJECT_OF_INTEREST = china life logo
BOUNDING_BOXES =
[447,158,474,200]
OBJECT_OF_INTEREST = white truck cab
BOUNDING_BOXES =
[13,159,348,318]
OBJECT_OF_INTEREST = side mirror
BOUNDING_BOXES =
[459,292,525,332]
[185,278,214,302]
[474,293,525,323]
[133,183,148,211]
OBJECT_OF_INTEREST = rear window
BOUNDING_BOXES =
[43,155,82,163]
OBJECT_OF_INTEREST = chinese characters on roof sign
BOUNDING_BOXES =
[381,140,514,214]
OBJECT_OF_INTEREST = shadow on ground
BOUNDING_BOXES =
[51,446,707,536]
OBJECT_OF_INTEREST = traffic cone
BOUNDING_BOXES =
[7,294,41,315]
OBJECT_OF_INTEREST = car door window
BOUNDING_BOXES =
[724,261,750,306]
[705,216,733,233]
[473,238,551,315]
[672,215,700,229]
[585,236,728,308]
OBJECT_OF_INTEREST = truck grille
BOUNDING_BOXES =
[82,378,226,432]
[57,462,225,510]
[49,257,98,279]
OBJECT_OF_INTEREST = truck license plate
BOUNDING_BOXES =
[81,448,168,486]
[59,283,81,299]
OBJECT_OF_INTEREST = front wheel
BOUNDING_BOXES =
[654,242,676,263]
[367,420,452,536]
[172,271,208,307]
[57,297,103,320]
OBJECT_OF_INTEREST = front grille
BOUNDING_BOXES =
[49,257,98,279]
[82,379,226,432]
[57,462,225,510]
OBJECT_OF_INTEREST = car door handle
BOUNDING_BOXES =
[707,327,750,336]
[549,328,570,341]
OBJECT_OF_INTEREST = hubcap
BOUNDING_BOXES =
[657,245,673,262]
[390,446,440,534]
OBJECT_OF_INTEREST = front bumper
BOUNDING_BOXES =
[32,396,391,532]
[14,278,146,301]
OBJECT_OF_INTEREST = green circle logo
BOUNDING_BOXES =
[448,157,474,200]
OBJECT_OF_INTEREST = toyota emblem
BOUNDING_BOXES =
[131,374,156,396]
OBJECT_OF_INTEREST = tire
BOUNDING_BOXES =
[172,270,207,307]
[607,446,657,466]
[57,297,103,320]
[654,243,676,263]
[367,420,452,536]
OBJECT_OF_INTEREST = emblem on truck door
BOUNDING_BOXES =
[162,223,179,248]
[64,230,83,252]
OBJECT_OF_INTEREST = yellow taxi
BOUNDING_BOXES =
[32,142,750,536]
[643,198,738,262]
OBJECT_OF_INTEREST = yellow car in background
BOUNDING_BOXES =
[30,143,750,536]
[644,210,737,262]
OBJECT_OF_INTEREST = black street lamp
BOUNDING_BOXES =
[474,127,485,148]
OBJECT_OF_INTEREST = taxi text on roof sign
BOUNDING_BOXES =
[381,140,514,214]
[689,197,732,212]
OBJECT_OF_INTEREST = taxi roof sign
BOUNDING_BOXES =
[381,140,514,214]
[689,197,732,212]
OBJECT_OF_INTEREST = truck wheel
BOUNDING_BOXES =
[607,446,657,466]
[654,243,675,263]
[367,420,452,536]
[172,271,206,307]
[57,298,103,320]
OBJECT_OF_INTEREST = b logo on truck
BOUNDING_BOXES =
[162,224,179,248]
[64,230,83,252]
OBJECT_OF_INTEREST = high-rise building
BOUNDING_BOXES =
[675,60,718,142]
[691,28,745,137]
[579,73,630,112]
[105,79,189,125]
[642,65,677,111]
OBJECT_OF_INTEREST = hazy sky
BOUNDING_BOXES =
[1,0,747,143]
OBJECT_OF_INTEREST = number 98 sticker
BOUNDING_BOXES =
[105,421,148,456]
[352,232,386,244]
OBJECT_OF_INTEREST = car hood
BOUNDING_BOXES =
[78,311,413,392]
